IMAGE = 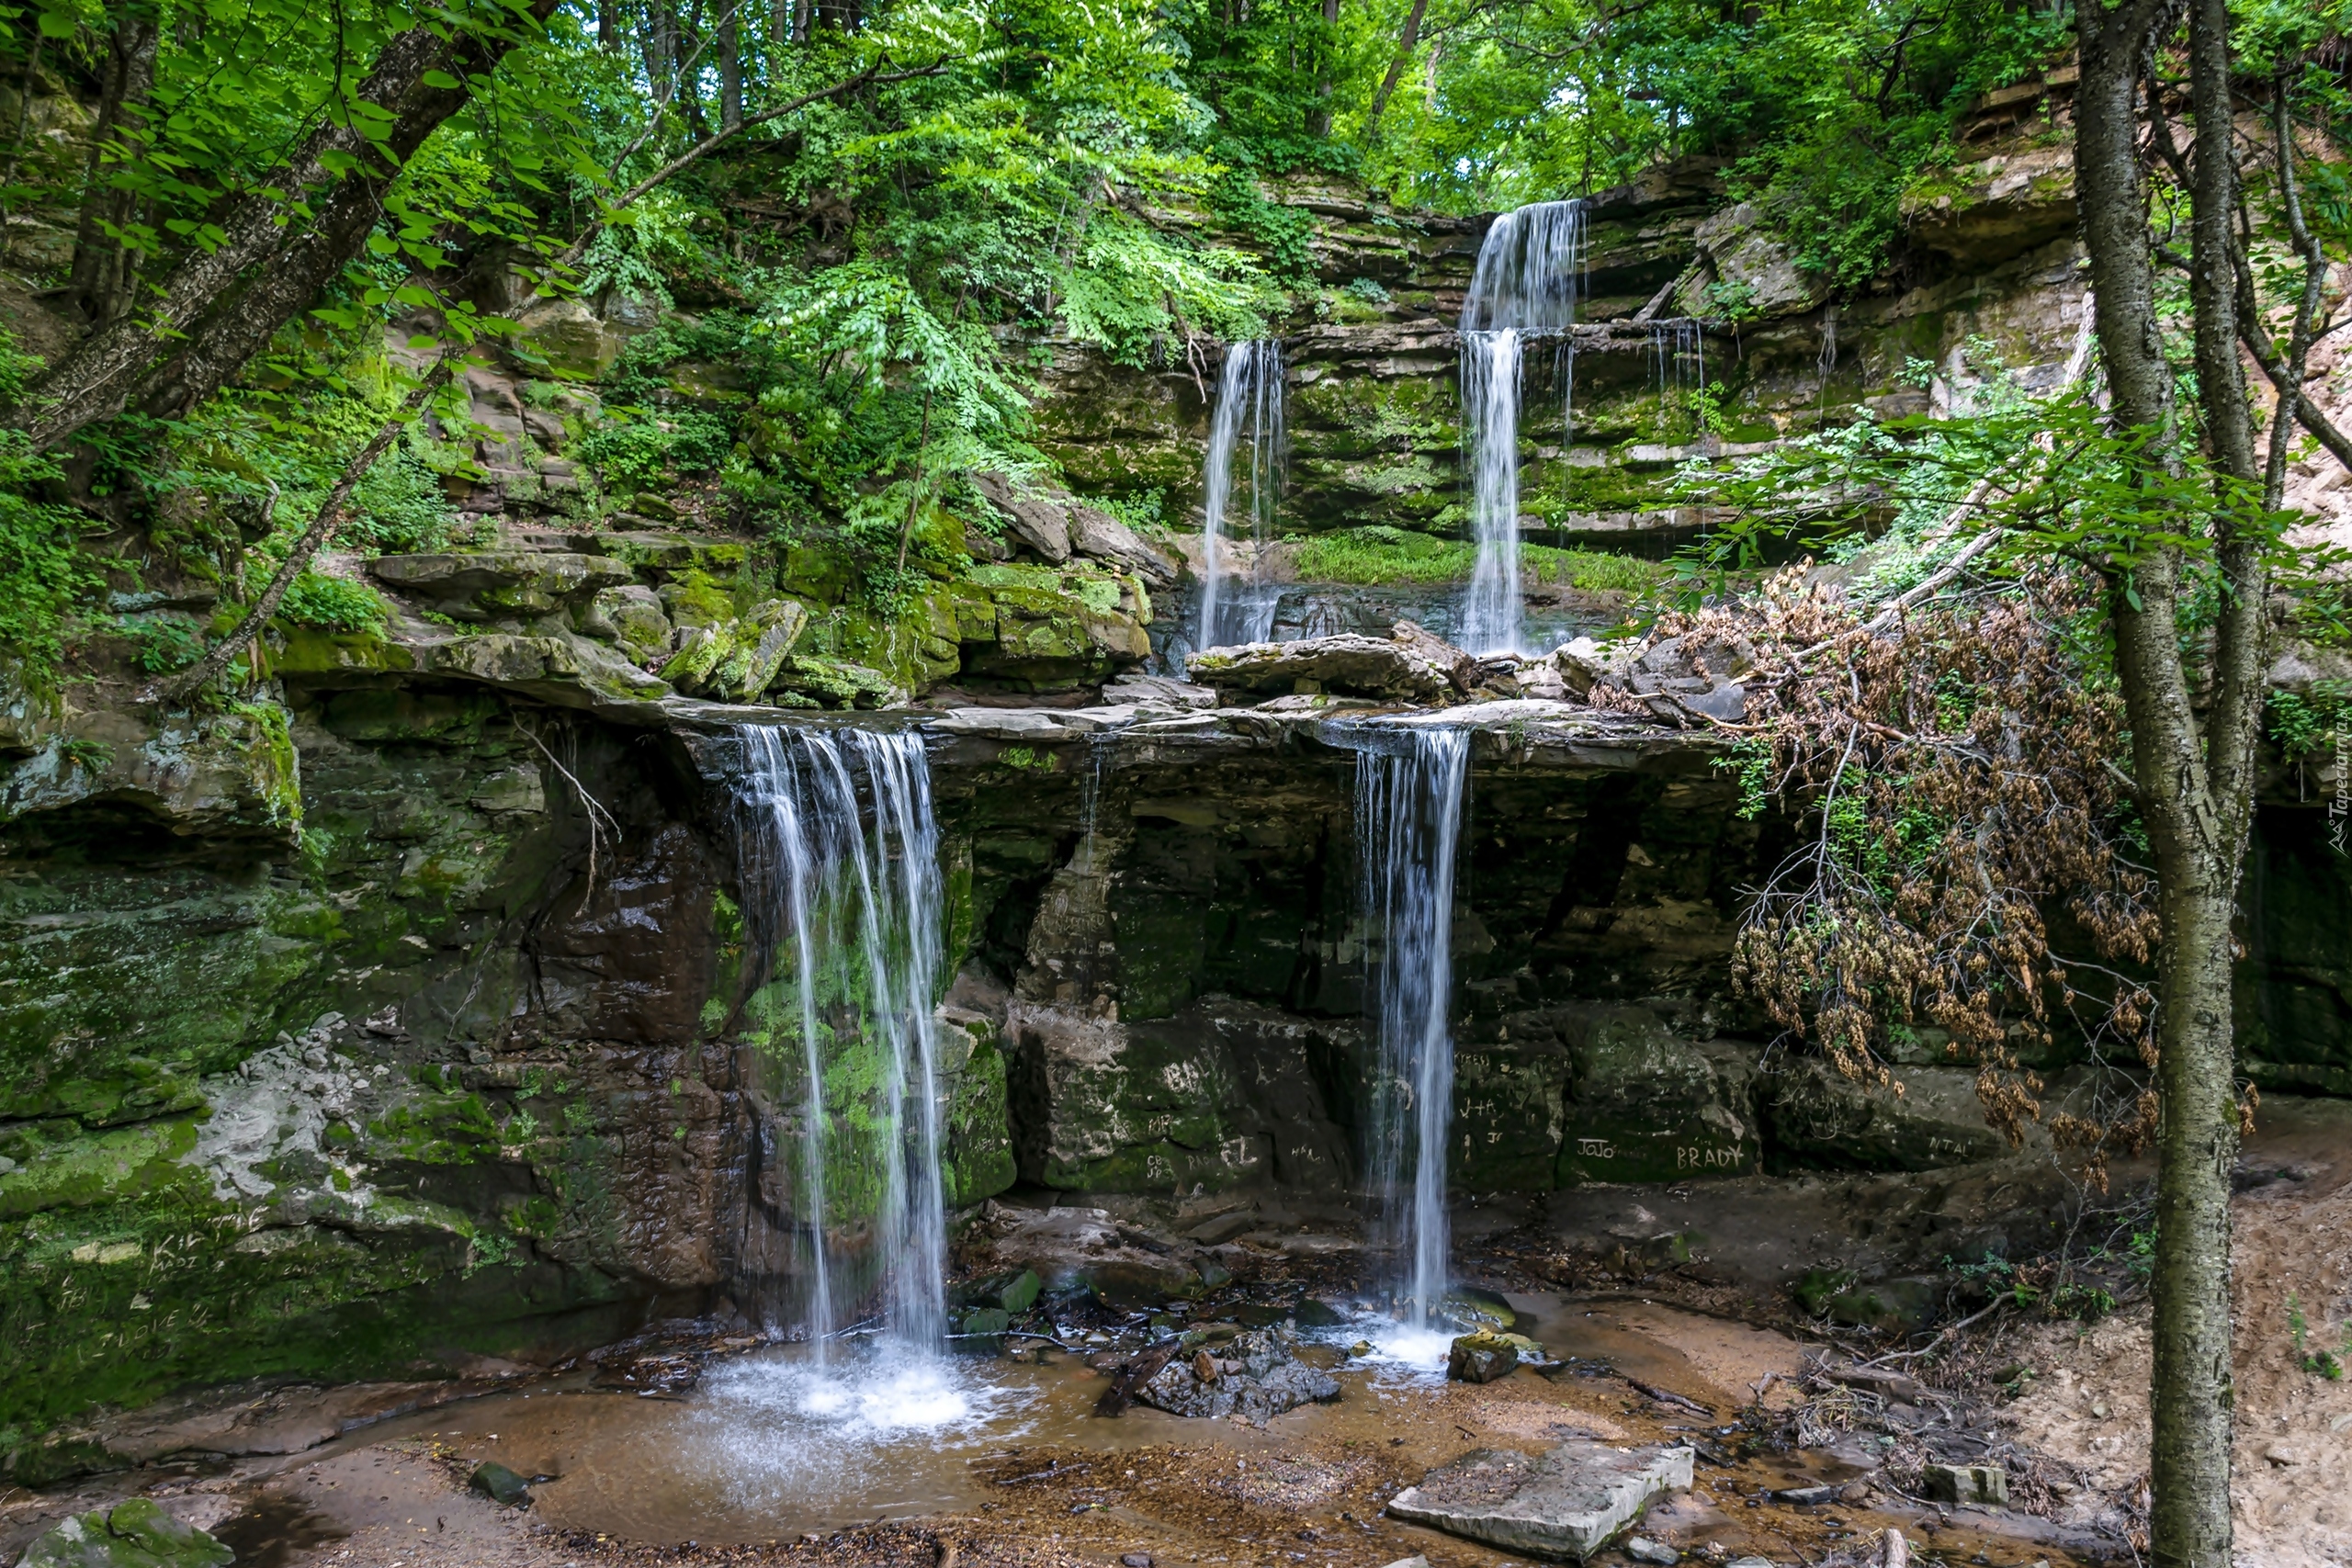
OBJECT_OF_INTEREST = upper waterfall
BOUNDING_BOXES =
[1458,200,1588,656]
[1195,339,1286,650]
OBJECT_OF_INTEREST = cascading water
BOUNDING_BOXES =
[1195,339,1286,650]
[1459,200,1587,656]
[734,724,949,1351]
[1350,724,1471,1328]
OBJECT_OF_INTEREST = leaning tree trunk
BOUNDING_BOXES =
[14,0,561,450]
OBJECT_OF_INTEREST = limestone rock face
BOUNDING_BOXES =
[368,551,633,622]
[1758,1060,2009,1172]
[1387,1441,1695,1561]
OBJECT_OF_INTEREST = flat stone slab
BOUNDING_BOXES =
[1386,1440,1694,1561]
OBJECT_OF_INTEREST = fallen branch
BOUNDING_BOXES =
[1624,1376,1715,1416]
[150,355,455,703]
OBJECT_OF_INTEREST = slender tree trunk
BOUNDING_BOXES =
[2076,3,2263,1562]
[1306,0,1340,136]
[718,1,742,130]
[675,1,712,137]
[66,3,159,326]
[1365,0,1429,133]
[598,0,618,48]
[153,358,453,704]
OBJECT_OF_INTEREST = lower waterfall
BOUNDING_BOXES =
[735,724,949,1350]
[1349,723,1471,1326]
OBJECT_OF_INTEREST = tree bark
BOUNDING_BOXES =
[65,3,159,326]
[1306,0,1340,136]
[718,1,743,130]
[2075,4,2256,1563]
[1365,0,1430,133]
[13,0,560,450]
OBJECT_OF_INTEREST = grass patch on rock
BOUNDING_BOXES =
[1285,526,1666,592]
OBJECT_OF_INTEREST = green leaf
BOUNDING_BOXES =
[422,70,465,90]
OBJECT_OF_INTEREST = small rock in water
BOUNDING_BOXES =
[471,1461,533,1506]
[1448,1331,1523,1384]
[1772,1484,1834,1506]
[1350,1339,1374,1357]
[1724,1559,1777,1568]
[1121,1557,1154,1568]
[1136,1325,1340,1425]
[1377,1558,1430,1568]
[1626,1538,1679,1565]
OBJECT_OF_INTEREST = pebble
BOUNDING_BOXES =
[1120,1556,1153,1568]
[1626,1537,1679,1564]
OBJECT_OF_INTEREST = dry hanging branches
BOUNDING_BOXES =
[1664,567,2164,1186]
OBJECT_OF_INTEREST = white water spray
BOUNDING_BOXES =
[736,725,949,1350]
[1350,724,1470,1326]
[1458,200,1587,655]
[1196,340,1285,649]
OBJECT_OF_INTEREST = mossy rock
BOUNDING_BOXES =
[16,1498,232,1568]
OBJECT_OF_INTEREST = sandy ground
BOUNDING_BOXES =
[2000,1105,2352,1568]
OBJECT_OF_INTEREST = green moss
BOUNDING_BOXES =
[1283,526,1666,592]
[0,1119,203,1219]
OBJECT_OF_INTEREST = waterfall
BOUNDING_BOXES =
[1459,199,1587,656]
[1351,724,1471,1326]
[1196,340,1285,649]
[734,724,949,1351]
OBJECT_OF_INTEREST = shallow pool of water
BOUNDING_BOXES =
[401,1293,1756,1545]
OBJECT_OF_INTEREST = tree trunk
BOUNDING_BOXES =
[65,3,159,326]
[598,0,617,49]
[2075,4,2258,1563]
[718,0,742,130]
[14,0,561,450]
[1365,0,1429,132]
[1305,0,1340,136]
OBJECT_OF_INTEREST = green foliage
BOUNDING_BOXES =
[1287,525,1667,592]
[2268,680,2352,761]
[575,410,738,491]
[277,574,386,633]
[121,615,202,673]
[0,432,105,688]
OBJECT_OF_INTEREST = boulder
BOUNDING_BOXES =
[1555,1007,1758,1185]
[578,583,674,664]
[1448,1331,1520,1383]
[1385,1440,1695,1562]
[970,473,1182,585]
[1101,672,1218,710]
[1135,1326,1340,1424]
[661,599,808,702]
[971,472,1073,564]
[1187,622,1471,704]
[1067,502,1181,586]
[15,1499,233,1568]
[1922,1462,2007,1506]
[470,1460,532,1506]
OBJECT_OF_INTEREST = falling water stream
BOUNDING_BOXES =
[1345,723,1472,1333]
[1195,339,1286,649]
[734,725,949,1351]
[1458,200,1587,655]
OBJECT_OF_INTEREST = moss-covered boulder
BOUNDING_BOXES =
[16,1499,232,1568]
